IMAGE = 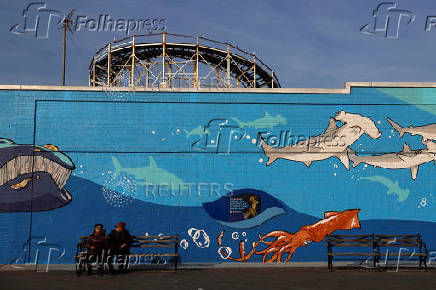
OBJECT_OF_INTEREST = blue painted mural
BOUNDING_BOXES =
[0,85,435,265]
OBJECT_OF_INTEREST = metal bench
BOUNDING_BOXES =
[326,234,428,271]
[129,235,179,271]
[75,234,179,275]
[376,234,427,270]
[327,234,378,270]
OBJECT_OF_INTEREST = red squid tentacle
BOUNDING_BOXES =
[260,231,290,239]
[217,231,244,262]
[243,241,263,261]
[261,246,282,262]
[256,243,279,255]
[259,236,291,253]
[217,230,271,262]
[266,252,280,263]
[283,246,298,263]
[256,233,292,254]
[276,243,294,263]
[262,249,275,262]
[218,230,302,263]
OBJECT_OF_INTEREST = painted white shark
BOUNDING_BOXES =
[232,112,287,129]
[349,141,436,180]
[387,118,436,141]
[111,156,184,186]
[259,111,382,169]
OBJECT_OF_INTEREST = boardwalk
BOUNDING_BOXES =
[0,267,435,290]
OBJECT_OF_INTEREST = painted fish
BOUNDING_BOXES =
[259,111,381,170]
[184,126,210,138]
[232,112,287,129]
[387,118,436,141]
[112,156,184,186]
[360,175,410,202]
[349,141,436,179]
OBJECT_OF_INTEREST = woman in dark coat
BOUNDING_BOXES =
[85,224,106,274]
[107,222,133,273]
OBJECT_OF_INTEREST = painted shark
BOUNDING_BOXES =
[0,138,75,212]
[112,156,184,186]
[349,140,436,180]
[232,112,287,129]
[360,175,410,202]
[259,111,381,169]
[387,118,436,141]
[184,126,210,138]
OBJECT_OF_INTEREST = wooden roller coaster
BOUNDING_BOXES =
[89,32,280,88]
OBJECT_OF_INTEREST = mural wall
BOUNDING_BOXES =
[0,86,435,265]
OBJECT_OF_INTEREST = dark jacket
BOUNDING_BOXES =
[108,229,133,250]
[85,230,106,252]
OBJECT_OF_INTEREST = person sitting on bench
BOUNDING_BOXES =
[107,222,133,274]
[84,223,106,275]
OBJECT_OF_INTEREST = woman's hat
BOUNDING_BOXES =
[116,222,126,228]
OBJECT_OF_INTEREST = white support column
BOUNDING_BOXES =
[131,36,136,88]
[271,70,274,88]
[194,36,199,88]
[162,32,166,87]
[92,56,96,87]
[226,44,231,88]
[253,54,256,88]
[107,43,111,86]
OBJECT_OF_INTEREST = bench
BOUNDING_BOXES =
[376,234,427,270]
[327,234,428,271]
[129,235,179,270]
[326,234,378,270]
[75,234,179,275]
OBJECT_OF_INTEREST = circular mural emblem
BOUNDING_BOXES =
[102,172,137,207]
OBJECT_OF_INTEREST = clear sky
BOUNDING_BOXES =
[1,0,436,88]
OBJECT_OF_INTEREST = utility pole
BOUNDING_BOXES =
[62,10,75,86]
[62,18,66,86]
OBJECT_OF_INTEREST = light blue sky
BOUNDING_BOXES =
[1,0,436,88]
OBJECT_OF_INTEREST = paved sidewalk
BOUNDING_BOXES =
[0,267,435,290]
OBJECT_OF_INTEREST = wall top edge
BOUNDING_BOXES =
[0,82,436,94]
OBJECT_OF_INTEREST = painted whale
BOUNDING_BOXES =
[259,111,381,169]
[349,141,436,180]
[0,138,75,212]
[387,118,436,141]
